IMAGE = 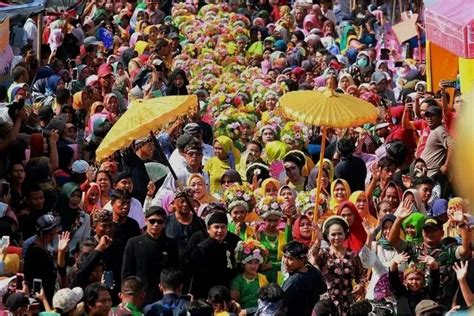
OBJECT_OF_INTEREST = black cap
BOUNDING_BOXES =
[5,293,29,310]
[424,106,442,117]
[423,216,443,230]
[205,211,228,226]
[38,105,54,120]
[36,213,60,232]
[113,171,132,184]
[183,123,202,136]
[176,133,195,150]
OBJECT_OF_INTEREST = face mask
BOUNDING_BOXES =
[357,57,368,68]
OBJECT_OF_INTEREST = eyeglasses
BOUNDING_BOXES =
[186,151,203,157]
[148,218,165,225]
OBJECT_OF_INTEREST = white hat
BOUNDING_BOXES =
[53,287,83,313]
[71,160,90,174]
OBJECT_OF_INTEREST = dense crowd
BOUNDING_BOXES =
[0,0,472,315]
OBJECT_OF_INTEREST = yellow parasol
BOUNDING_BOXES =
[96,95,197,161]
[279,89,378,223]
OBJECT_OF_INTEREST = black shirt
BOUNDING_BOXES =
[334,155,367,192]
[24,244,56,304]
[282,265,327,316]
[184,231,240,299]
[122,232,180,304]
[165,214,205,258]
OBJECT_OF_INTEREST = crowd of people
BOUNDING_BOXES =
[0,0,472,315]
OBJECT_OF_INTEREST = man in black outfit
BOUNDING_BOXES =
[282,241,327,316]
[122,206,180,304]
[185,209,240,299]
[334,137,367,192]
[122,137,154,204]
[108,189,141,303]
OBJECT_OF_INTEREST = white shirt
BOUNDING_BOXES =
[24,18,38,50]
[104,197,145,229]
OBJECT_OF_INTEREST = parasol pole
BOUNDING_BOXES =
[313,126,327,226]
[149,131,206,233]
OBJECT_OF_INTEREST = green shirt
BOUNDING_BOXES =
[231,274,267,309]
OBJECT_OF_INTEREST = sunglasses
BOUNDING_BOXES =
[147,218,165,225]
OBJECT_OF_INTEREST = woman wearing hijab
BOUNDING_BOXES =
[292,215,313,247]
[187,173,216,206]
[349,191,377,227]
[401,212,426,244]
[82,182,101,214]
[329,178,351,211]
[134,40,150,55]
[336,201,367,253]
[166,69,189,96]
[394,189,427,216]
[338,73,355,93]
[204,136,241,195]
[59,182,92,254]
[302,14,319,36]
[359,214,400,300]
[259,178,281,197]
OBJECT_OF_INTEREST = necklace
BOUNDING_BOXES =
[264,233,278,249]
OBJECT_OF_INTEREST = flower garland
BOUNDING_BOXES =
[257,196,285,219]
[222,183,256,212]
[295,189,329,216]
[280,122,309,149]
[235,239,269,264]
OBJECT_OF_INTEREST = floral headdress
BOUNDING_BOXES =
[235,239,268,264]
[403,262,426,279]
[222,183,256,212]
[257,196,285,219]
[296,189,328,217]
[280,122,309,148]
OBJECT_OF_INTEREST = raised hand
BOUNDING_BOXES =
[419,254,438,270]
[393,252,410,265]
[362,218,375,236]
[399,200,414,219]
[453,261,468,281]
[58,231,71,253]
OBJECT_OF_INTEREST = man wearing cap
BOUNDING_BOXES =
[185,209,239,298]
[415,300,445,316]
[153,137,209,207]
[371,71,396,104]
[168,123,213,166]
[389,208,472,306]
[4,292,30,315]
[282,241,326,316]
[122,207,179,304]
[420,105,453,198]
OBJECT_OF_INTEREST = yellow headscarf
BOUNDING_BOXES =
[72,91,87,110]
[265,141,288,164]
[259,178,281,197]
[135,40,150,55]
[143,25,158,35]
[187,173,216,205]
[329,178,351,211]
[203,136,241,195]
[316,158,335,182]
[350,191,378,227]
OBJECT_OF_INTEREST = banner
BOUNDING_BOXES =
[0,17,9,52]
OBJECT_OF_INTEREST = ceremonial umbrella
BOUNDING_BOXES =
[95,95,199,221]
[279,89,378,223]
[96,95,197,161]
